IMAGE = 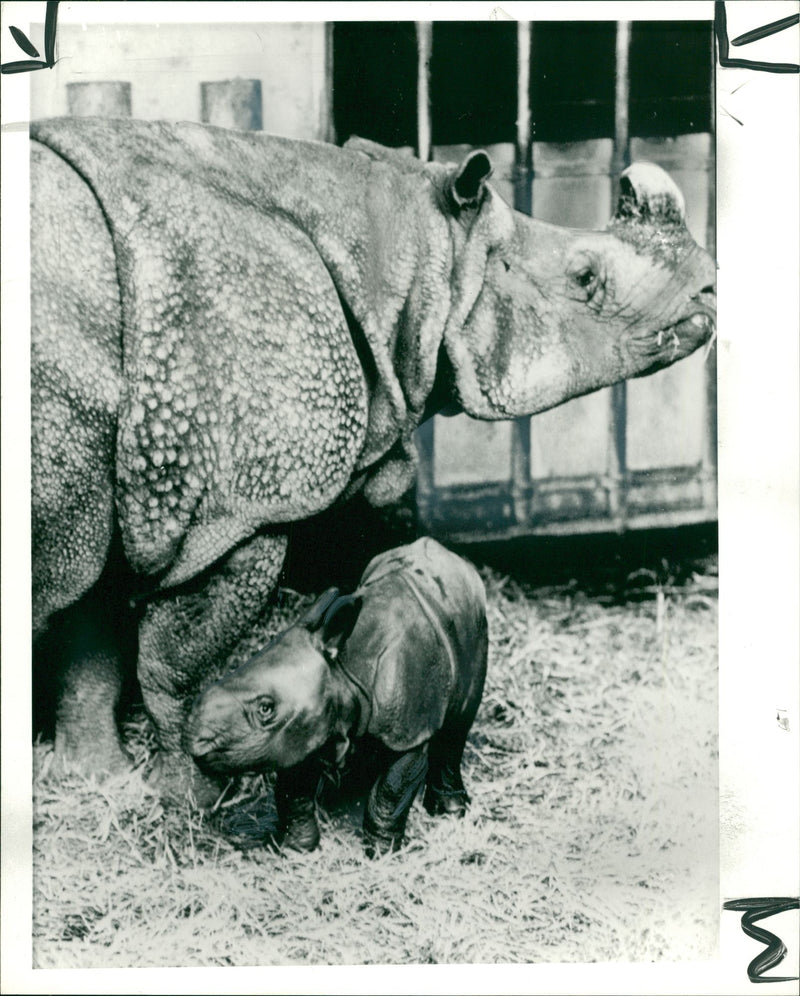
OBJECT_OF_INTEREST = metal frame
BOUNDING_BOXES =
[412,20,717,542]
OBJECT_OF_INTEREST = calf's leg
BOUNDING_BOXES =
[274,755,324,852]
[425,626,488,817]
[423,728,471,816]
[362,745,428,857]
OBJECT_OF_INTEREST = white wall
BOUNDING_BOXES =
[30,21,328,139]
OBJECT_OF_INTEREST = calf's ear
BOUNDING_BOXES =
[302,587,341,632]
[321,595,363,659]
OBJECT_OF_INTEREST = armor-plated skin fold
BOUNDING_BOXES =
[30,119,715,799]
[184,538,488,855]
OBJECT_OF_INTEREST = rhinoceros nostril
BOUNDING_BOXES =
[185,728,222,757]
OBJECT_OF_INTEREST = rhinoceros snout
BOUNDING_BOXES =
[185,728,218,758]
[183,686,236,760]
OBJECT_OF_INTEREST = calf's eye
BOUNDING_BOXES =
[256,699,275,726]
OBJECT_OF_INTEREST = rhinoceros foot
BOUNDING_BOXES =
[218,795,280,851]
[51,730,131,779]
[49,663,131,777]
[39,584,135,780]
[422,785,470,818]
[146,750,224,810]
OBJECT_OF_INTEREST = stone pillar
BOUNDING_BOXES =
[67,81,132,117]
[200,79,262,130]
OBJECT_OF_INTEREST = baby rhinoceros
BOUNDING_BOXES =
[184,538,488,857]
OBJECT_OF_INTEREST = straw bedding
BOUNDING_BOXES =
[32,552,718,967]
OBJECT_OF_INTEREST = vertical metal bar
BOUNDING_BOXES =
[510,21,533,526]
[320,22,337,144]
[611,21,631,178]
[514,21,533,215]
[414,22,435,526]
[416,22,433,162]
[608,19,632,530]
[703,21,718,515]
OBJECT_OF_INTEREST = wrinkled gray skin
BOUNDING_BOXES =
[30,119,715,802]
[185,538,488,856]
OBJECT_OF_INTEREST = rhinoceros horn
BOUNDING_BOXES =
[615,161,687,226]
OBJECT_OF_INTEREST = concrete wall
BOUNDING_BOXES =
[30,21,328,140]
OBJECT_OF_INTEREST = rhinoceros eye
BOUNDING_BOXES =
[256,698,275,727]
[567,255,605,306]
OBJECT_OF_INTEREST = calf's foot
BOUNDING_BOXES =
[220,794,280,849]
[423,783,470,817]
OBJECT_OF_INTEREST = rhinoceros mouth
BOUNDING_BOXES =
[191,745,256,776]
[640,288,715,363]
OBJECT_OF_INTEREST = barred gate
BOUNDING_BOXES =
[33,17,716,542]
[408,21,717,542]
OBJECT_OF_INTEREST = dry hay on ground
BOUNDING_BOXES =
[31,560,718,967]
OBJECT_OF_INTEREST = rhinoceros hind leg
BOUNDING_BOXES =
[362,745,428,857]
[423,731,470,817]
[137,531,288,807]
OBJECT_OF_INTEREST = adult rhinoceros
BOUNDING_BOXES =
[31,118,715,802]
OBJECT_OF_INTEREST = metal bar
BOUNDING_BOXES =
[414,22,435,527]
[703,21,718,516]
[608,19,632,531]
[321,22,336,144]
[514,21,533,215]
[612,21,631,177]
[415,22,433,162]
[510,21,534,528]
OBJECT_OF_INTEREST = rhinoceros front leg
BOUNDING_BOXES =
[273,755,324,853]
[137,531,288,807]
[362,745,428,857]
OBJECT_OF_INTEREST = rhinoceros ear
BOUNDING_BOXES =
[302,587,341,633]
[320,594,363,659]
[614,162,686,226]
[450,150,493,210]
